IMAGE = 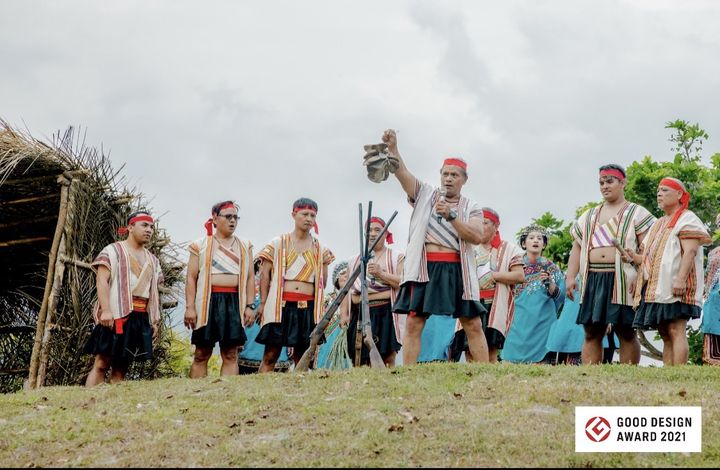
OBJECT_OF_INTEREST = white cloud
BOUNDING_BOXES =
[2,0,720,272]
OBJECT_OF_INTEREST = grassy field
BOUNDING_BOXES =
[1,363,719,468]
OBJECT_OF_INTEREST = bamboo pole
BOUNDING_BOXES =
[36,232,67,386]
[0,173,62,186]
[25,175,70,390]
[0,369,30,376]
[38,176,84,387]
[0,237,51,248]
[59,255,93,270]
[0,193,59,206]
[0,216,56,229]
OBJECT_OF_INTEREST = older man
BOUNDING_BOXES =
[381,129,489,365]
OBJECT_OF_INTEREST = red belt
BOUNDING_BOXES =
[480,289,495,300]
[427,252,461,263]
[282,291,314,302]
[212,285,238,293]
[114,296,148,334]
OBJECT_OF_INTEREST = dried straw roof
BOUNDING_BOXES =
[0,120,183,392]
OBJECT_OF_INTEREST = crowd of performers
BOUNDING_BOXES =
[83,130,720,385]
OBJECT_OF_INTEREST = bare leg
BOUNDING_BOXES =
[190,346,213,378]
[220,346,239,376]
[657,323,673,366]
[615,325,640,365]
[460,316,489,363]
[487,346,498,364]
[581,324,605,365]
[383,351,397,368]
[109,364,128,384]
[667,319,689,366]
[259,345,281,373]
[85,354,111,387]
[402,315,427,365]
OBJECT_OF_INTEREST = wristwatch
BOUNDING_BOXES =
[245,303,254,309]
[446,208,458,221]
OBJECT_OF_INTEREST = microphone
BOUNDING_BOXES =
[542,271,551,290]
[436,188,447,222]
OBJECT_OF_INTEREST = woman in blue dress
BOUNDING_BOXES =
[702,235,720,365]
[316,261,351,369]
[502,225,565,363]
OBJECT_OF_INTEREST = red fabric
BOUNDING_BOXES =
[491,231,502,249]
[282,291,314,301]
[204,218,214,236]
[599,169,625,181]
[118,214,154,236]
[480,289,495,300]
[659,177,690,228]
[370,217,393,244]
[114,297,148,334]
[129,215,153,225]
[426,252,461,263]
[483,210,500,225]
[219,202,235,211]
[292,205,317,214]
[442,157,467,170]
[211,285,239,293]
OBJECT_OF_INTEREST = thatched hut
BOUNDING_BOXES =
[0,120,183,392]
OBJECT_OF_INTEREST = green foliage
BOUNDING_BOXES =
[625,120,720,236]
[686,325,704,366]
[665,119,709,162]
[2,364,720,467]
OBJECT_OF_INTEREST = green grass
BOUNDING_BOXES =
[1,364,719,467]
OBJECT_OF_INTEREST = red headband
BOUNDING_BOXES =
[482,210,500,225]
[369,217,393,244]
[481,210,501,248]
[118,214,154,235]
[599,169,625,181]
[293,205,319,234]
[659,177,690,228]
[442,158,467,171]
[218,202,235,212]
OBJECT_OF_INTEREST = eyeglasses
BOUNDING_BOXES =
[218,214,239,221]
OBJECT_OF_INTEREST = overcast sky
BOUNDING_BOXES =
[3,0,720,272]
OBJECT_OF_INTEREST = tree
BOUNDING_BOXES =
[625,121,720,237]
[523,120,718,363]
[666,119,709,163]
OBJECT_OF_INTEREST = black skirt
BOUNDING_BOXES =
[255,300,321,348]
[633,300,701,330]
[83,311,153,366]
[347,301,402,364]
[191,292,247,349]
[394,261,486,319]
[576,271,636,326]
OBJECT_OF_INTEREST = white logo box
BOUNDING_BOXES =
[575,406,701,453]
